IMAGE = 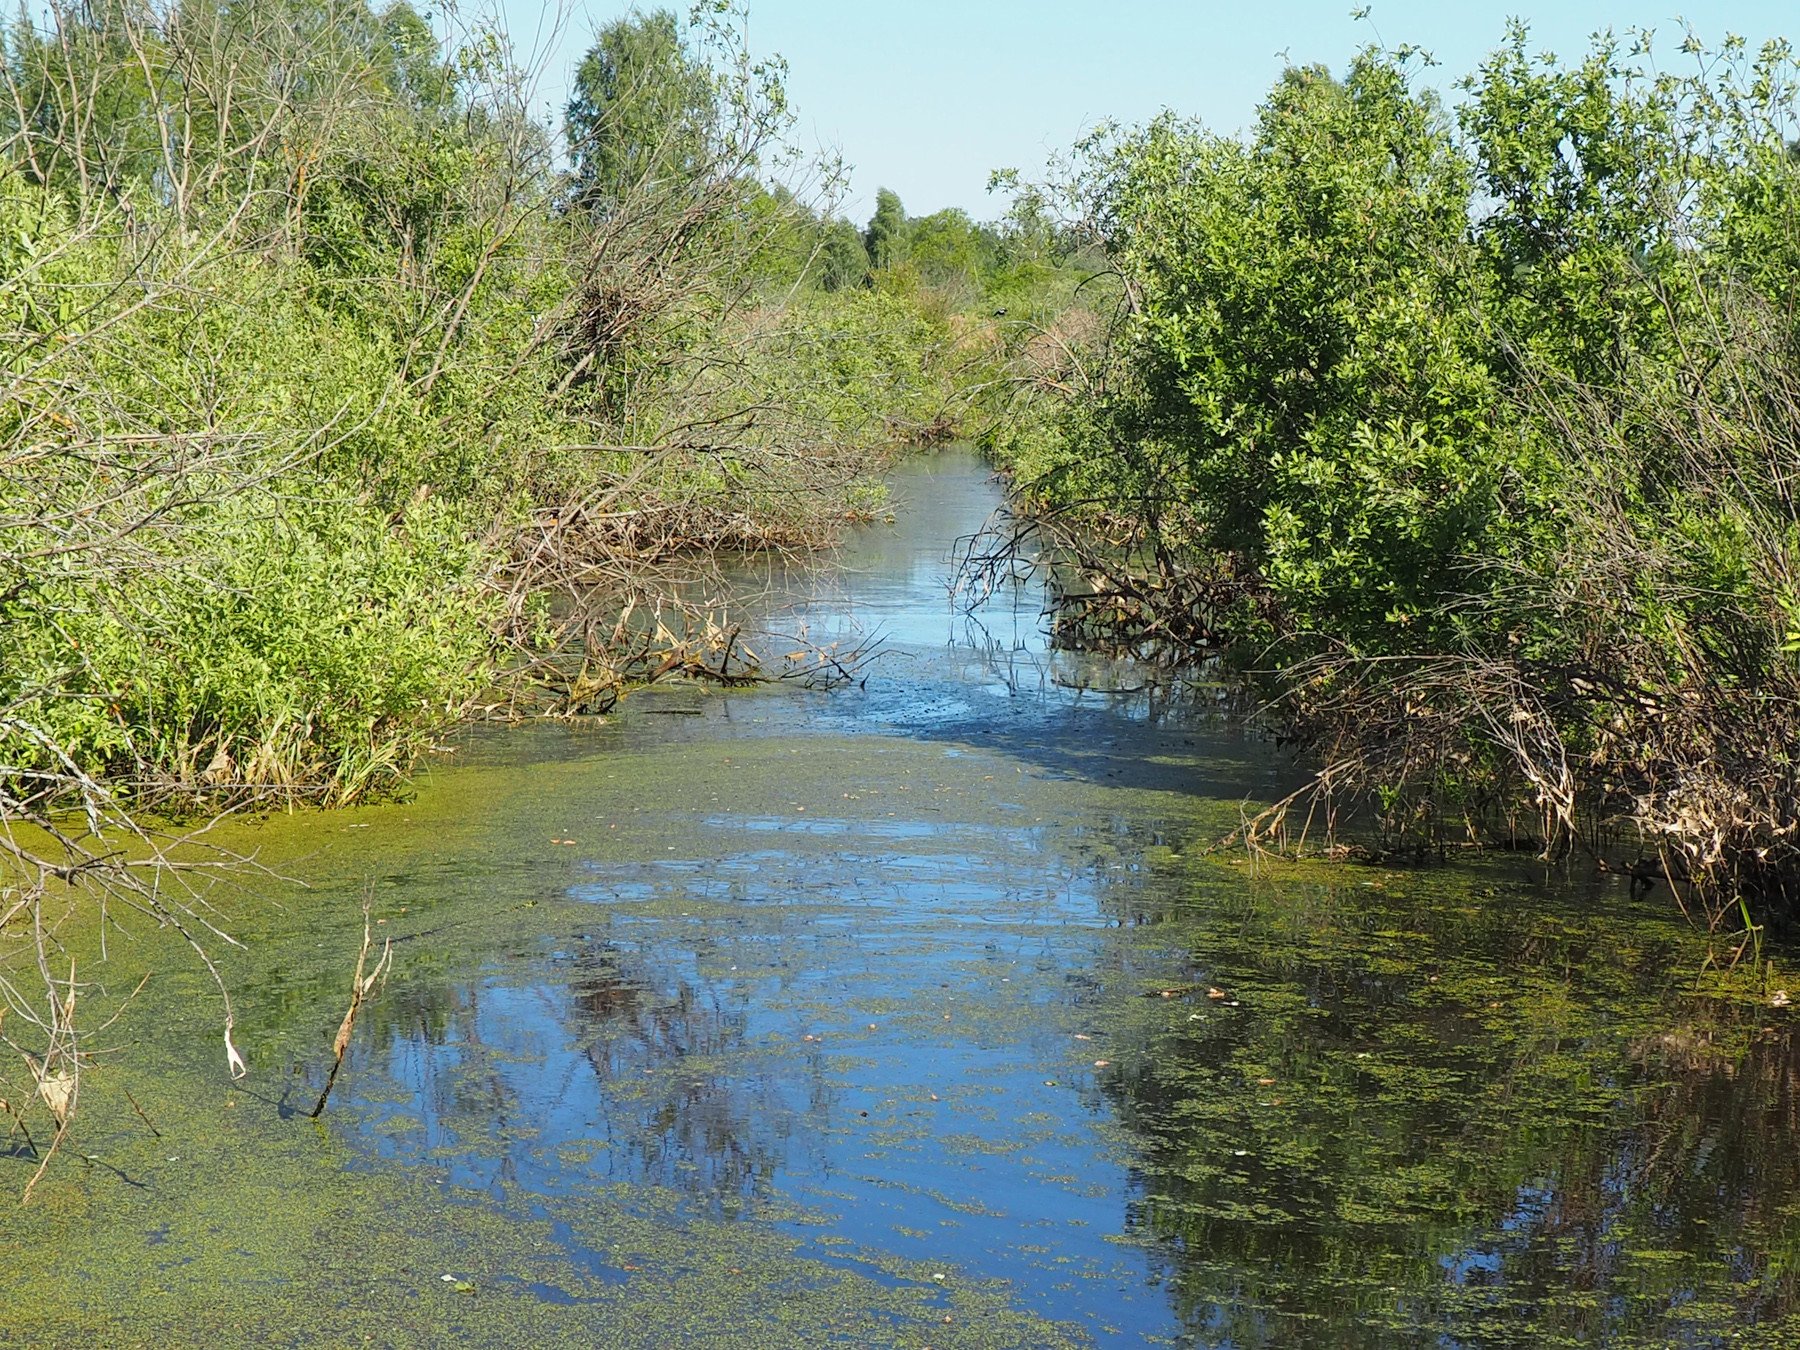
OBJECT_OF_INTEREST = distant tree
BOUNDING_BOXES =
[737,181,815,287]
[815,217,869,290]
[998,187,1062,260]
[863,187,908,270]
[565,9,712,207]
[907,207,998,289]
[375,1,456,113]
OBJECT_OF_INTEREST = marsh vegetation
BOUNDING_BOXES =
[7,6,1800,1345]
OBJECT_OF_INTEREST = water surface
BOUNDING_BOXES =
[7,449,1800,1348]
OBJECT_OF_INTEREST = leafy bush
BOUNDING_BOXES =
[1003,27,1800,914]
[4,496,494,803]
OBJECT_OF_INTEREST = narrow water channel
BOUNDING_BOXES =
[10,449,1800,1347]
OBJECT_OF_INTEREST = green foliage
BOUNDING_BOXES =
[1019,30,1800,659]
[1007,26,1800,908]
[1699,36,1800,323]
[1459,24,1692,383]
[565,9,712,208]
[740,289,958,444]
[814,216,869,291]
[0,1,552,810]
[1040,56,1508,648]
[905,207,997,293]
[4,496,494,802]
[0,0,1058,819]
[0,169,506,800]
[862,187,909,271]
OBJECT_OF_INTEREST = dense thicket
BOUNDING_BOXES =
[997,26,1800,917]
[0,1,1055,818]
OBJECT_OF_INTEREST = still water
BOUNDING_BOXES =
[9,449,1800,1347]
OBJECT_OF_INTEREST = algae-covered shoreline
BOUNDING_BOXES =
[9,457,1800,1345]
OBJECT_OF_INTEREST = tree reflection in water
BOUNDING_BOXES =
[1087,866,1800,1345]
[275,451,1800,1345]
[352,905,824,1214]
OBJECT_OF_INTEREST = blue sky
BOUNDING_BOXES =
[496,1,1798,223]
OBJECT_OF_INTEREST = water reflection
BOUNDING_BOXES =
[357,922,818,1213]
[304,449,1800,1347]
[1093,874,1800,1345]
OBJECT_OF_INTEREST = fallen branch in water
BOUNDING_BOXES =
[485,609,885,720]
[311,898,392,1119]
[19,965,78,1206]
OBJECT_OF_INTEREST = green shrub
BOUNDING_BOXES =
[1005,28,1800,910]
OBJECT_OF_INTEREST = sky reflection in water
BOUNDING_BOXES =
[330,450,1800,1347]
